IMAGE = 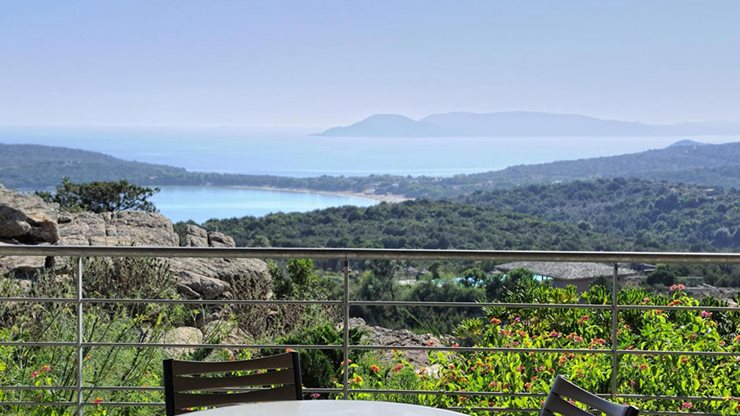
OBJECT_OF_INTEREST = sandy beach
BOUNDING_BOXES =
[229,186,411,203]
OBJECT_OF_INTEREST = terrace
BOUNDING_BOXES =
[0,245,738,415]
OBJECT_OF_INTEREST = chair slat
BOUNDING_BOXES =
[543,394,594,416]
[173,368,293,391]
[551,376,630,416]
[163,352,302,415]
[175,384,296,409]
[539,376,639,416]
[171,353,294,376]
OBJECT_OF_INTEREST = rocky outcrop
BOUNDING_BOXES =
[347,318,451,367]
[0,186,59,244]
[0,186,270,301]
[58,211,179,246]
[163,326,204,357]
[174,225,270,300]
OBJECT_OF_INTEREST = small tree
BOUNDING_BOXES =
[37,177,159,213]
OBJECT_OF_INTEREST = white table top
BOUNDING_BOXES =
[187,400,467,416]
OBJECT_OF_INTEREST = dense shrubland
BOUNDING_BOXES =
[202,179,739,254]
[202,199,622,251]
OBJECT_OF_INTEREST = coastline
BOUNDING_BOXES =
[228,185,411,203]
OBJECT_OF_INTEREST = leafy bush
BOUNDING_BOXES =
[345,284,739,415]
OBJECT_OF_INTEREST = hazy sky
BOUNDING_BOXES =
[1,1,739,128]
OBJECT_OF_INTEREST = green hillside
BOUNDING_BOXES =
[460,178,740,251]
[201,199,622,251]
[0,144,188,189]
[200,178,739,253]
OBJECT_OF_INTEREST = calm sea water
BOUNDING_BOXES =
[1,127,736,221]
[151,186,376,223]
[2,127,736,177]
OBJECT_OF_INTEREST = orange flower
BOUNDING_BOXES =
[350,375,363,384]
[489,317,502,325]
[392,363,404,373]
[369,365,380,374]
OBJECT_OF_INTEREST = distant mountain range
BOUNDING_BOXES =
[318,112,740,137]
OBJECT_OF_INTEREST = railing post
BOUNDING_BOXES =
[76,257,84,415]
[342,254,350,400]
[610,263,619,399]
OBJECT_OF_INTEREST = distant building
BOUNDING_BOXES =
[495,261,638,292]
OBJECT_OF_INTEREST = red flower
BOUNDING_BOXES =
[577,315,590,324]
[680,402,693,410]
[393,363,404,373]
[700,310,712,318]
[310,393,321,399]
[591,338,607,346]
[669,284,685,292]
[31,370,40,379]
[548,330,561,338]
[93,397,104,405]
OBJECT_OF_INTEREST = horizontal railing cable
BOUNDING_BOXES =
[2,246,739,263]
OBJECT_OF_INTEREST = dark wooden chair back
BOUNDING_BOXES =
[540,375,639,416]
[163,352,302,415]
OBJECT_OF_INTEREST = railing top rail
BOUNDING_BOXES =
[1,245,740,263]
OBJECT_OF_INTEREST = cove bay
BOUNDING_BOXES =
[149,186,377,223]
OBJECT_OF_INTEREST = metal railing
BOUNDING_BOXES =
[1,246,739,416]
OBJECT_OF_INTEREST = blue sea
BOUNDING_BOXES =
[1,127,736,222]
[150,186,376,223]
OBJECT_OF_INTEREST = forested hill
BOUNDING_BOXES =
[0,144,188,189]
[200,178,739,253]
[460,178,740,251]
[458,141,740,191]
[201,200,622,251]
